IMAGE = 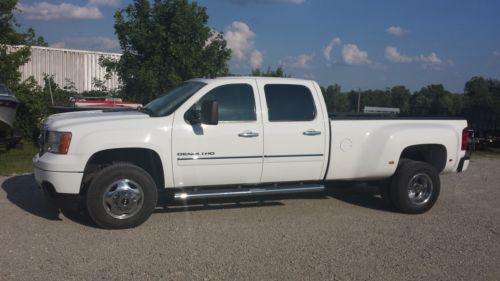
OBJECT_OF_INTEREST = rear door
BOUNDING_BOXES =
[257,80,328,182]
[171,79,264,187]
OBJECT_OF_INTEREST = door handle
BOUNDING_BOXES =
[238,131,259,137]
[303,129,321,136]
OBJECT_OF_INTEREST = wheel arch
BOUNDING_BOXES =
[399,144,447,173]
[81,148,165,195]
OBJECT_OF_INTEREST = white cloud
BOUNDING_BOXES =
[230,0,305,4]
[385,46,413,63]
[88,0,120,7]
[224,21,256,61]
[342,44,371,65]
[250,50,263,69]
[385,46,445,68]
[224,21,264,69]
[322,37,342,61]
[386,26,408,36]
[281,54,313,69]
[417,53,442,65]
[17,2,102,21]
[50,37,121,53]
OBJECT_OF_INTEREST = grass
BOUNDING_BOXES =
[0,142,39,176]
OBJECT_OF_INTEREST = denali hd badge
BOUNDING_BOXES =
[177,152,215,157]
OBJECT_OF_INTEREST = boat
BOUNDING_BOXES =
[49,96,142,113]
[0,84,22,148]
[0,84,18,128]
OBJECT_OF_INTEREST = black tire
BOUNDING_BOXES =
[390,160,440,214]
[379,159,411,206]
[86,163,158,229]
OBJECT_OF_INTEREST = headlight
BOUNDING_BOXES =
[47,131,72,154]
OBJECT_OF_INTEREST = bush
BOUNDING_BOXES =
[13,75,121,141]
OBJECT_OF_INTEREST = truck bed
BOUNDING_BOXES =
[325,116,468,181]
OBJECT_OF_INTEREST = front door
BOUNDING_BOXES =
[171,80,263,187]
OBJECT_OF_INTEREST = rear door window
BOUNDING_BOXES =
[264,84,316,121]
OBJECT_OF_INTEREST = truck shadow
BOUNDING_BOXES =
[1,174,97,227]
[324,181,396,212]
[2,174,62,221]
[157,183,397,213]
[2,175,396,228]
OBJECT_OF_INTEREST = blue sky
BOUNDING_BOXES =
[15,0,500,92]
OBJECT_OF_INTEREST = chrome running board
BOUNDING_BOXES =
[174,184,324,201]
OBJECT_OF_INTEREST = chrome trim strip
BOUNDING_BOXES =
[176,154,324,161]
[174,184,325,200]
[264,154,323,158]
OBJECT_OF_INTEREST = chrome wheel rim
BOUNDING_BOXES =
[102,179,144,219]
[407,173,433,205]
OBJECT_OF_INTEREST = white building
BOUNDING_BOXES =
[363,106,400,115]
[8,45,122,92]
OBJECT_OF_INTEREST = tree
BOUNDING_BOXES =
[0,0,47,88]
[322,84,348,112]
[251,66,289,77]
[410,84,457,115]
[463,76,500,130]
[113,0,231,103]
[389,86,411,113]
[1,0,47,138]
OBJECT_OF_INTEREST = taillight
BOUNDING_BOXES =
[461,128,469,151]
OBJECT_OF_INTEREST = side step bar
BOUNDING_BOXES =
[174,184,325,201]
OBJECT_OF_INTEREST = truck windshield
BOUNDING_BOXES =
[144,81,206,117]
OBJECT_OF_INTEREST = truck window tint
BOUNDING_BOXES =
[264,84,316,121]
[198,84,256,121]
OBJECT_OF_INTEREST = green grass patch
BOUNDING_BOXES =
[0,142,38,176]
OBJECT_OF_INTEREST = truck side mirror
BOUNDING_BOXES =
[186,108,201,124]
[201,100,218,125]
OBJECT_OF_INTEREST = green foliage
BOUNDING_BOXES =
[251,66,289,77]
[13,78,49,138]
[0,0,47,88]
[463,77,500,130]
[345,87,411,113]
[113,0,231,103]
[13,76,88,137]
[322,84,348,112]
[0,0,48,139]
[389,86,411,113]
[0,45,30,88]
[1,0,26,45]
[464,76,500,112]
[411,85,449,115]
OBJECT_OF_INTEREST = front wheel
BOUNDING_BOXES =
[390,160,440,214]
[86,163,158,229]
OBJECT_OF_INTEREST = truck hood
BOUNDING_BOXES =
[44,109,149,130]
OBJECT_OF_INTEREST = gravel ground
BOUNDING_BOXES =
[1,157,499,281]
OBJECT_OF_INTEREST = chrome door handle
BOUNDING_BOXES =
[238,131,259,137]
[303,129,321,136]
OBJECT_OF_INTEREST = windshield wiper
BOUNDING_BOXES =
[137,106,156,117]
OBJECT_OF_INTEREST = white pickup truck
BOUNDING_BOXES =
[33,77,470,228]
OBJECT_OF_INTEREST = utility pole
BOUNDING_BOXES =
[357,88,361,113]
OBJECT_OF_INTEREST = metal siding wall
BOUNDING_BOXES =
[7,45,122,93]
